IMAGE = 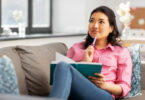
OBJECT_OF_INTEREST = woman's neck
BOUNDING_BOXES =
[95,39,108,50]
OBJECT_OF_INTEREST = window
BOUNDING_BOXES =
[0,0,52,34]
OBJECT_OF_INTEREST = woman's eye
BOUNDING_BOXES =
[100,21,104,24]
[89,19,94,23]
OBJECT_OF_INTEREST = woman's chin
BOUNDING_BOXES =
[89,33,98,38]
[91,35,98,38]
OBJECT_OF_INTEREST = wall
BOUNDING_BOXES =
[52,0,145,34]
[52,0,87,34]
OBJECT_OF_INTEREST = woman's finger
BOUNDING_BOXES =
[88,76,97,80]
[95,73,105,78]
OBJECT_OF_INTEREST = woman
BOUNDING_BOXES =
[49,6,132,100]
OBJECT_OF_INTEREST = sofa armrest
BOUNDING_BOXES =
[141,61,145,90]
[0,94,60,100]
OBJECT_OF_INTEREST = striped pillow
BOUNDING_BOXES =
[0,55,19,94]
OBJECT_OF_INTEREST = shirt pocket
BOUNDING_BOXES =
[99,56,117,68]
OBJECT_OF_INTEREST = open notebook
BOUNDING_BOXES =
[50,52,102,85]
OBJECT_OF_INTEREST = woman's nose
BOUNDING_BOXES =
[94,22,99,28]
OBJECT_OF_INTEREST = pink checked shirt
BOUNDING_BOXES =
[67,41,132,99]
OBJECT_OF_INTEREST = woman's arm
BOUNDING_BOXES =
[89,73,123,96]
[102,82,122,96]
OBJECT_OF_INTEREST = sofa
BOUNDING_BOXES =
[0,42,144,100]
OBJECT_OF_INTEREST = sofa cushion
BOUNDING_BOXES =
[121,90,145,100]
[0,47,28,94]
[125,44,141,98]
[141,62,145,90]
[0,55,19,94]
[42,42,68,56]
[15,42,68,96]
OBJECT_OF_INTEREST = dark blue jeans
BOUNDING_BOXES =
[49,62,113,100]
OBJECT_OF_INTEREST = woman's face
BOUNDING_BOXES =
[88,12,113,40]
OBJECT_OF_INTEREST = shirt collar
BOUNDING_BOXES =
[106,43,115,51]
[94,43,115,51]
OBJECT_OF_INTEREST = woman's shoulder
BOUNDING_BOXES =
[113,45,129,54]
[71,41,85,49]
[114,46,129,55]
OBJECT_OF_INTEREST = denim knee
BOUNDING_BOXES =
[55,61,70,71]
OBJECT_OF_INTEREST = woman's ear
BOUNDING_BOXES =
[109,26,114,33]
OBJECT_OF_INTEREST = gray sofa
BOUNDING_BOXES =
[0,42,144,100]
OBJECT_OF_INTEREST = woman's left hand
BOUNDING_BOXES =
[88,73,108,90]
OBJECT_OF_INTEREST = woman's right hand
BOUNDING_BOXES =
[83,45,94,62]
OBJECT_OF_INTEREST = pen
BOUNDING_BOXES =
[92,37,97,47]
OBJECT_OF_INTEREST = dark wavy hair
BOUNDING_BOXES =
[84,6,121,49]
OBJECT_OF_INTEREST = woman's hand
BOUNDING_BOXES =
[89,73,123,96]
[83,45,94,62]
[88,73,107,90]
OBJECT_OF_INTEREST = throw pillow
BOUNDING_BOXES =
[15,42,68,96]
[0,55,19,94]
[125,44,141,98]
[0,47,28,94]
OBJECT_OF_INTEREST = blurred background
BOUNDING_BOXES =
[0,0,144,35]
[0,0,145,54]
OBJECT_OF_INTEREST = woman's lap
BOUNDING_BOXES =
[50,61,113,100]
[68,62,113,100]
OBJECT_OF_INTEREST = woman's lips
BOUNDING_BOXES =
[91,30,100,33]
